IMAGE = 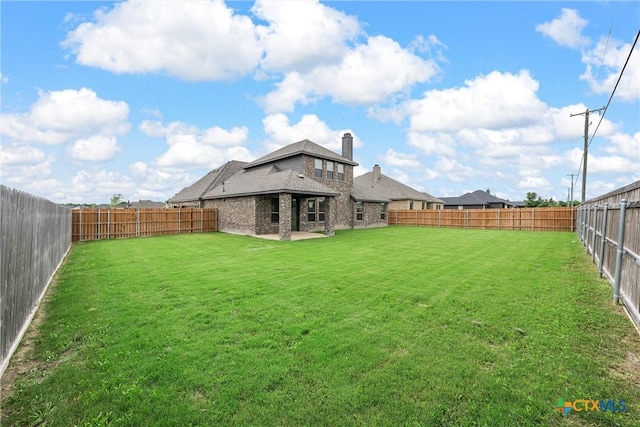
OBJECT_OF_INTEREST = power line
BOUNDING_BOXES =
[571,29,640,202]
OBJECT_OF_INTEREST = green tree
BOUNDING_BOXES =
[525,192,540,207]
[110,193,125,207]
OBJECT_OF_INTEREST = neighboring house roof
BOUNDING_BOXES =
[439,190,516,207]
[354,168,443,203]
[168,160,248,203]
[129,200,165,208]
[202,165,341,200]
[245,139,358,168]
[351,181,391,203]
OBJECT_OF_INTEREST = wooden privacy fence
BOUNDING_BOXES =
[388,207,575,231]
[1,185,71,377]
[577,180,640,328]
[72,208,217,242]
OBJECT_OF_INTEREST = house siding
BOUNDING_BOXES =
[352,200,387,229]
[204,196,256,235]
[301,155,354,229]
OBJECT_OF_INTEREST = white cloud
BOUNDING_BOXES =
[63,0,263,81]
[407,70,547,133]
[0,72,8,84]
[68,135,120,161]
[145,120,252,168]
[380,148,421,169]
[605,132,640,159]
[71,169,136,197]
[567,147,639,174]
[517,176,551,190]
[406,132,456,157]
[252,0,361,73]
[0,88,129,145]
[425,156,476,183]
[263,35,440,112]
[262,113,362,153]
[536,8,589,48]
[0,143,46,165]
[580,36,640,102]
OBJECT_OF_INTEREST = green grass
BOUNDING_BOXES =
[2,227,639,426]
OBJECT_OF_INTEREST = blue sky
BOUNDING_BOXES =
[1,0,638,204]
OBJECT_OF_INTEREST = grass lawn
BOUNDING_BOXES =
[1,227,639,426]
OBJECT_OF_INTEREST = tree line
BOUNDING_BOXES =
[525,192,579,208]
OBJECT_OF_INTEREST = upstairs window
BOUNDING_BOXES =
[271,197,279,223]
[337,164,344,181]
[307,199,317,222]
[314,159,323,178]
[327,161,334,179]
[319,198,326,222]
[356,201,364,221]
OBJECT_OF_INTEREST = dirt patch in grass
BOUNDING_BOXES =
[0,276,59,404]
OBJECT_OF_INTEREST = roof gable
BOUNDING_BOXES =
[245,139,357,169]
[168,160,248,203]
[354,172,443,203]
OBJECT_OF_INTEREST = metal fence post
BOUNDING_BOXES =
[591,205,598,262]
[584,206,590,252]
[577,206,583,240]
[598,203,608,277]
[613,200,628,305]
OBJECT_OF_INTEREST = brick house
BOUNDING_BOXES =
[354,164,444,210]
[168,133,389,240]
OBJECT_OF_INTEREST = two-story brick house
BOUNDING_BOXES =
[168,133,390,240]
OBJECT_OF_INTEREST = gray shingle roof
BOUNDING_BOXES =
[168,160,248,203]
[351,181,390,202]
[354,172,443,203]
[202,165,341,199]
[439,190,515,207]
[245,139,358,168]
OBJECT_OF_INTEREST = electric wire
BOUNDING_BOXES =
[571,29,640,196]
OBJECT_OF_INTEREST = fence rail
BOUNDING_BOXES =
[577,180,640,328]
[72,208,217,242]
[1,185,72,377]
[388,207,575,231]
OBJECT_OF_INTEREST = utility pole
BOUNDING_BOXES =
[570,107,605,202]
[566,173,575,205]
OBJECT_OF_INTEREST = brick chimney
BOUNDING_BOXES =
[373,164,381,181]
[341,132,353,161]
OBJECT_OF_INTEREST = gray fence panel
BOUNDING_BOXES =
[0,185,72,377]
[577,180,640,328]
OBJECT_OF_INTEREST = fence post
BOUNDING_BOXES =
[584,206,590,251]
[178,208,181,234]
[107,209,111,239]
[200,208,203,231]
[97,208,101,240]
[497,209,500,230]
[79,209,82,242]
[415,210,418,226]
[531,208,534,231]
[613,200,628,305]
[136,209,140,237]
[438,209,441,228]
[576,206,581,239]
[598,203,608,277]
[591,205,598,262]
